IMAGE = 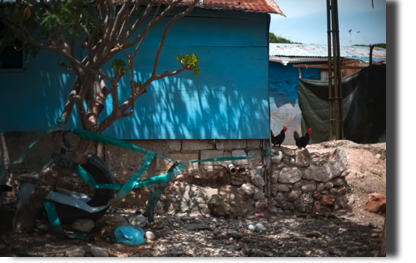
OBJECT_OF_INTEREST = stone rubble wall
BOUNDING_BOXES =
[2,132,351,214]
[238,147,351,214]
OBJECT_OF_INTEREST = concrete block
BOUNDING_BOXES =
[105,144,143,172]
[125,140,179,155]
[248,150,262,166]
[157,151,199,172]
[166,140,181,152]
[182,140,214,151]
[247,139,261,149]
[232,150,248,165]
[216,140,247,150]
[200,150,224,166]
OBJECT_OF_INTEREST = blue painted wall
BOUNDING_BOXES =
[0,9,270,139]
[269,61,320,144]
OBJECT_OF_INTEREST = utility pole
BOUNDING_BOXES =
[326,0,344,140]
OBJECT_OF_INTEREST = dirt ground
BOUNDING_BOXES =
[0,141,386,257]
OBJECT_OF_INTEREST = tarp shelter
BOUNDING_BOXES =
[298,64,386,144]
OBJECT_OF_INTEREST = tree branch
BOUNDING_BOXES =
[151,0,199,77]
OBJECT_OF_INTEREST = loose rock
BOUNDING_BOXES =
[145,231,155,240]
[317,183,325,191]
[369,223,377,229]
[66,248,86,257]
[90,246,109,257]
[306,231,322,238]
[253,187,265,201]
[240,183,255,197]
[295,148,311,167]
[364,193,386,215]
[251,174,265,187]
[271,170,279,184]
[294,193,314,213]
[293,182,302,189]
[127,215,147,228]
[321,195,335,206]
[72,219,95,233]
[36,223,50,231]
[312,192,321,200]
[279,167,302,184]
[332,178,345,187]
[255,199,268,211]
[226,230,242,239]
[301,181,316,192]
[207,195,241,219]
[286,190,303,202]
[325,182,333,189]
[272,184,290,195]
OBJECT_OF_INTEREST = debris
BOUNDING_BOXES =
[72,219,95,233]
[306,231,322,238]
[327,247,342,256]
[369,223,377,228]
[364,193,386,215]
[185,224,211,231]
[114,226,145,245]
[66,247,86,257]
[255,213,264,218]
[36,222,50,231]
[145,231,155,240]
[255,223,266,232]
[226,230,242,239]
[90,246,109,257]
[127,215,147,228]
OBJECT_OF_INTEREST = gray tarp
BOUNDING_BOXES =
[298,65,386,144]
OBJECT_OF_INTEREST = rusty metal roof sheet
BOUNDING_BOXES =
[202,0,285,15]
[269,43,386,61]
[150,0,285,15]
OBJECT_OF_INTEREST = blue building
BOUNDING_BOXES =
[0,1,285,141]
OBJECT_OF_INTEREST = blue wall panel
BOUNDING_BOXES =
[269,61,320,144]
[0,10,270,139]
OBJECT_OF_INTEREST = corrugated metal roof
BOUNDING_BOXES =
[269,43,386,60]
[156,0,285,15]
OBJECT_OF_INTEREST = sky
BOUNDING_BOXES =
[270,0,386,46]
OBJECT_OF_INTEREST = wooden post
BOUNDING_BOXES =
[369,45,375,65]
[262,139,272,197]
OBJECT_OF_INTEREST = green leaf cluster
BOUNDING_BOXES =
[111,59,128,75]
[0,0,98,57]
[269,32,302,44]
[176,53,200,76]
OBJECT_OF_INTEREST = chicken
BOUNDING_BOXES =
[271,126,287,147]
[294,128,312,149]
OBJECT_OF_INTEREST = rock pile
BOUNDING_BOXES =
[234,147,350,214]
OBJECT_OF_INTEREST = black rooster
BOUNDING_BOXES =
[294,128,312,149]
[271,126,287,147]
